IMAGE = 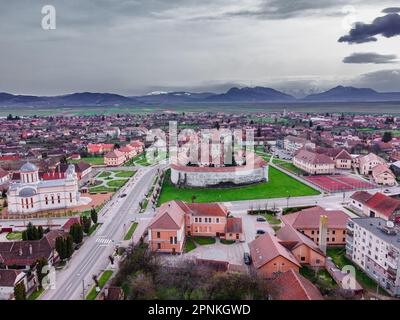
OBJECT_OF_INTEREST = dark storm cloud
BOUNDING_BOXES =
[338,13,400,44]
[343,52,398,64]
[382,7,400,14]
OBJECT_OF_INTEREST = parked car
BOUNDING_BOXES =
[384,189,391,194]
[244,252,252,265]
[256,229,266,235]
[120,193,127,198]
[256,217,266,222]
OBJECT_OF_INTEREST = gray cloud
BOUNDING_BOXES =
[339,13,400,44]
[343,52,398,64]
[351,69,400,92]
[382,7,400,14]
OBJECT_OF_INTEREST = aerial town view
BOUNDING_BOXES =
[1,0,400,314]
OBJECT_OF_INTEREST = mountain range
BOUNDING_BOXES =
[1,86,400,107]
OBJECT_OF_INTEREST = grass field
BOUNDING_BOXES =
[6,232,22,240]
[70,156,104,165]
[28,287,44,300]
[326,247,388,296]
[279,162,306,175]
[193,237,216,245]
[124,222,138,241]
[113,170,135,178]
[184,237,197,253]
[262,213,281,225]
[158,167,319,205]
[86,270,114,300]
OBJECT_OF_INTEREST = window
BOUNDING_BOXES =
[57,194,61,204]
[69,193,73,203]
[51,195,54,204]
[195,218,198,223]
[157,232,160,238]
[301,257,305,261]
[216,218,220,223]
[157,243,161,250]
[332,238,335,242]
[332,230,336,235]
[45,196,48,205]
[311,230,315,235]
[199,218,202,223]
[30,198,34,208]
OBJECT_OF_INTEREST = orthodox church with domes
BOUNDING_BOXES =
[7,162,80,214]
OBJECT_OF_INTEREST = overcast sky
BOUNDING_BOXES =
[0,0,400,96]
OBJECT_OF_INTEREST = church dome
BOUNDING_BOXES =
[18,187,37,197]
[20,162,38,172]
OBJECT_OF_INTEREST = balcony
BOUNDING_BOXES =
[387,266,398,279]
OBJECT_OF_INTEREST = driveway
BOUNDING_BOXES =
[175,239,246,266]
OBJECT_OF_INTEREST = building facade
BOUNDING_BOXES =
[293,149,335,175]
[346,217,400,296]
[7,163,80,214]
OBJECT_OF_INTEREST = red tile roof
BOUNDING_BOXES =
[350,191,374,204]
[294,149,335,165]
[273,269,324,300]
[249,233,301,270]
[365,192,400,219]
[104,150,124,159]
[0,269,22,287]
[225,217,242,234]
[281,206,349,229]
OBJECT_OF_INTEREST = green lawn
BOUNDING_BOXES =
[107,179,128,188]
[279,162,306,175]
[263,213,281,225]
[86,270,113,300]
[193,237,216,245]
[113,170,135,178]
[6,232,22,240]
[124,222,138,241]
[28,287,44,300]
[184,237,197,252]
[125,153,151,167]
[87,223,101,236]
[327,247,388,295]
[300,266,336,292]
[89,186,116,193]
[158,167,319,205]
[220,239,235,245]
[98,171,111,178]
[71,156,104,165]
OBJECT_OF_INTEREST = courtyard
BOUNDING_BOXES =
[157,167,320,205]
[88,170,135,193]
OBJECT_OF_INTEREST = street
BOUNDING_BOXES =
[40,165,160,300]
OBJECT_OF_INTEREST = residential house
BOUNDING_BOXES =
[148,200,243,254]
[276,225,326,267]
[0,230,67,270]
[371,164,396,186]
[0,269,27,300]
[293,149,335,175]
[350,191,400,222]
[283,136,315,154]
[271,269,324,300]
[248,233,301,278]
[104,150,125,167]
[355,153,386,175]
[281,206,349,246]
[87,143,114,155]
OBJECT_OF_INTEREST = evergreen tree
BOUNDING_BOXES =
[382,131,393,143]
[65,235,74,259]
[90,208,98,224]
[69,223,83,244]
[36,258,48,289]
[14,282,26,300]
[37,226,44,240]
[22,230,28,241]
[81,216,92,234]
[55,236,67,260]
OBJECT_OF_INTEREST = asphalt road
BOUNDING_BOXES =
[40,165,160,300]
